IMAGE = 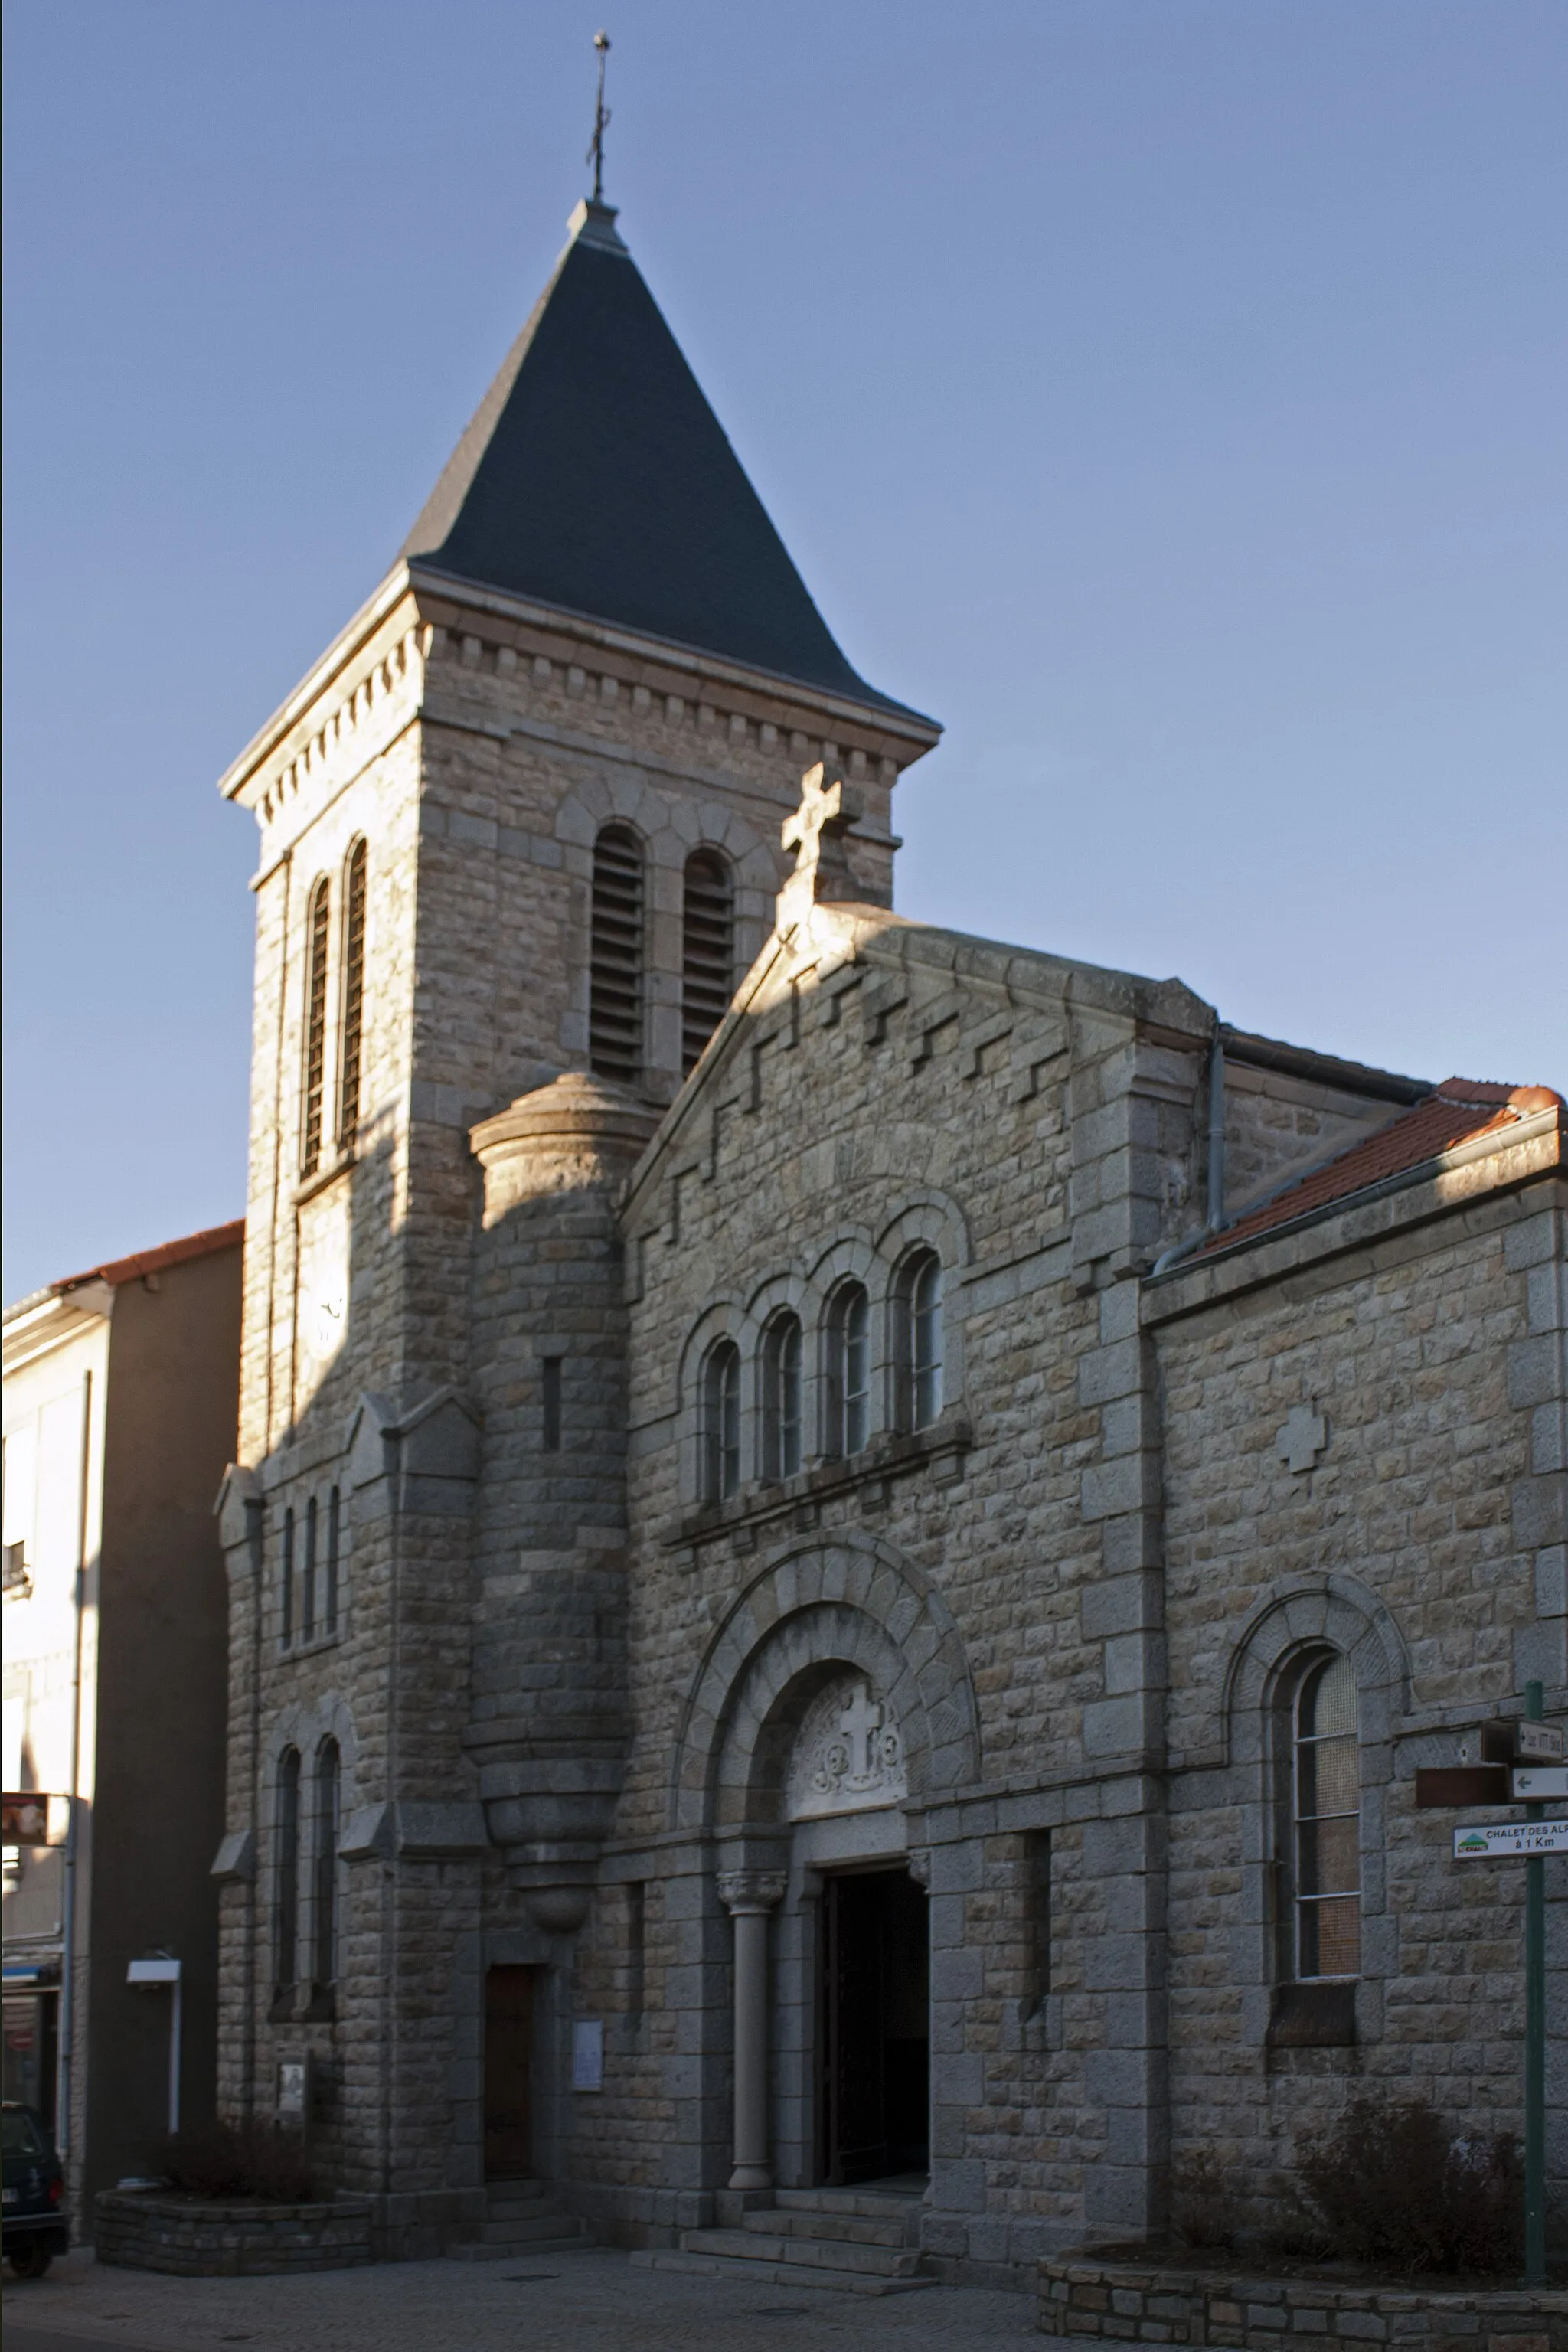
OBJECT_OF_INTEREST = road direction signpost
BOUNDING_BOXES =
[1453,1821,1568,1858]
[1419,1682,1560,2289]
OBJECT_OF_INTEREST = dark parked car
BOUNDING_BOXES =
[2,2102,69,2276]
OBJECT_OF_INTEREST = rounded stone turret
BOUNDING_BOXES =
[466,1072,660,1931]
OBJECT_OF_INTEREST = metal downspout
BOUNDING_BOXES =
[57,1365,93,2168]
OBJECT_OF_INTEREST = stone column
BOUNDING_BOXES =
[718,1871,786,2191]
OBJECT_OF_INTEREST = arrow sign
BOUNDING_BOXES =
[1512,1766,1568,1801]
[1454,1822,1568,1859]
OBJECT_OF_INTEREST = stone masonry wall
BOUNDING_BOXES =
[1150,1176,1567,2230]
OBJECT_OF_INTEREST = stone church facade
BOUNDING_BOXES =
[211,191,1566,2279]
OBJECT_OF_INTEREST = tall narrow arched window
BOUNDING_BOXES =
[896,1250,944,1429]
[314,1741,341,1991]
[681,848,733,1074]
[590,825,644,1084]
[280,1507,296,1647]
[325,1486,341,1637]
[762,1312,803,1481]
[301,877,332,1176]
[338,838,368,1151]
[302,1495,318,1641]
[275,1748,301,1995]
[825,1282,871,1458]
[702,1338,741,1504]
[1292,1651,1361,1980]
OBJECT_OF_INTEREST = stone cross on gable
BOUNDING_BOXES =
[838,1683,883,1778]
[779,761,864,919]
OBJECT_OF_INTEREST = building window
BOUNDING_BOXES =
[702,1338,741,1503]
[681,848,733,1074]
[897,1250,943,1430]
[762,1313,803,1481]
[542,1357,563,1452]
[325,1487,341,1637]
[280,1507,296,1647]
[275,1747,301,1995]
[1292,1651,1361,1981]
[301,877,332,1176]
[825,1282,871,1458]
[589,825,644,1085]
[338,839,368,1151]
[302,1495,318,1641]
[314,1741,341,1991]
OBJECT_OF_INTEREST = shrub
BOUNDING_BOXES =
[1171,2153,1242,2251]
[1295,2094,1521,2275]
[148,2119,318,2204]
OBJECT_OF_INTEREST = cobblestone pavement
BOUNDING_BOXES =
[2,2248,1051,2352]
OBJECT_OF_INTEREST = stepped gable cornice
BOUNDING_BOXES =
[620,896,1216,1223]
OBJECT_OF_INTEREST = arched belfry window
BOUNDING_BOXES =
[681,848,733,1074]
[1290,1651,1361,1980]
[702,1338,741,1504]
[300,878,332,1175]
[762,1312,803,1481]
[896,1250,943,1430]
[338,839,368,1151]
[826,1282,871,1458]
[590,825,644,1085]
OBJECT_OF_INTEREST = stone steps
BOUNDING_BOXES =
[632,2245,935,2297]
[684,2224,924,2280]
[446,2180,592,2262]
[774,2185,923,2226]
[744,2205,912,2247]
[639,2183,932,2296]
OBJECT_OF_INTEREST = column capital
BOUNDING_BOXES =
[717,1869,786,1916]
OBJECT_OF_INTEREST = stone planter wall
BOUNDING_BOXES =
[95,2190,374,2275]
[1039,2251,1567,2352]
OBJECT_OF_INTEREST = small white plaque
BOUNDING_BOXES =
[1516,1722,1564,1762]
[1511,1766,1568,1800]
[571,2017,604,2092]
[1454,1821,1568,1859]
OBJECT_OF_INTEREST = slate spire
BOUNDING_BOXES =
[402,199,913,714]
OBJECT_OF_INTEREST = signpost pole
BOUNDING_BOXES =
[1522,1681,1546,2290]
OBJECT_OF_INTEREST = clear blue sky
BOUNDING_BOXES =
[4,1,1564,1303]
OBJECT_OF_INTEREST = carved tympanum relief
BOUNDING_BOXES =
[786,1677,907,1820]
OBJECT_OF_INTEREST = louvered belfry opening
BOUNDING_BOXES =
[338,838,368,1151]
[301,878,332,1176]
[681,848,733,1074]
[590,824,645,1085]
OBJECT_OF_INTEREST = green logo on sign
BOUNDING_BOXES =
[1456,1831,1488,1854]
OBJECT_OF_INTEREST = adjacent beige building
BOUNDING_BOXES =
[209,187,1566,2281]
[4,1221,242,2216]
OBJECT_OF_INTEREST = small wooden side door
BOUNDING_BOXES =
[484,1965,534,2179]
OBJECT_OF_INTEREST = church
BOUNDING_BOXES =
[209,181,1566,2285]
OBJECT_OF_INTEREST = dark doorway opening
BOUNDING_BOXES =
[484,1965,536,2179]
[818,1867,929,2184]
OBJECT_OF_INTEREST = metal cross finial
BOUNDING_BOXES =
[586,31,612,203]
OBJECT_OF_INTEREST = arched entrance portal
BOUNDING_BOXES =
[792,1671,929,2184]
[670,1539,978,2197]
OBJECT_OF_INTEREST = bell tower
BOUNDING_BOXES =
[213,183,939,2231]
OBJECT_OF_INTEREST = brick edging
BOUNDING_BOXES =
[1038,2249,1568,2350]
[95,2190,375,2276]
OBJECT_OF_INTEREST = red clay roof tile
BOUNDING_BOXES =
[54,1217,245,1295]
[1201,1081,1563,1256]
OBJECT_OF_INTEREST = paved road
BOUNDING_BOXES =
[2,2247,1050,2352]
